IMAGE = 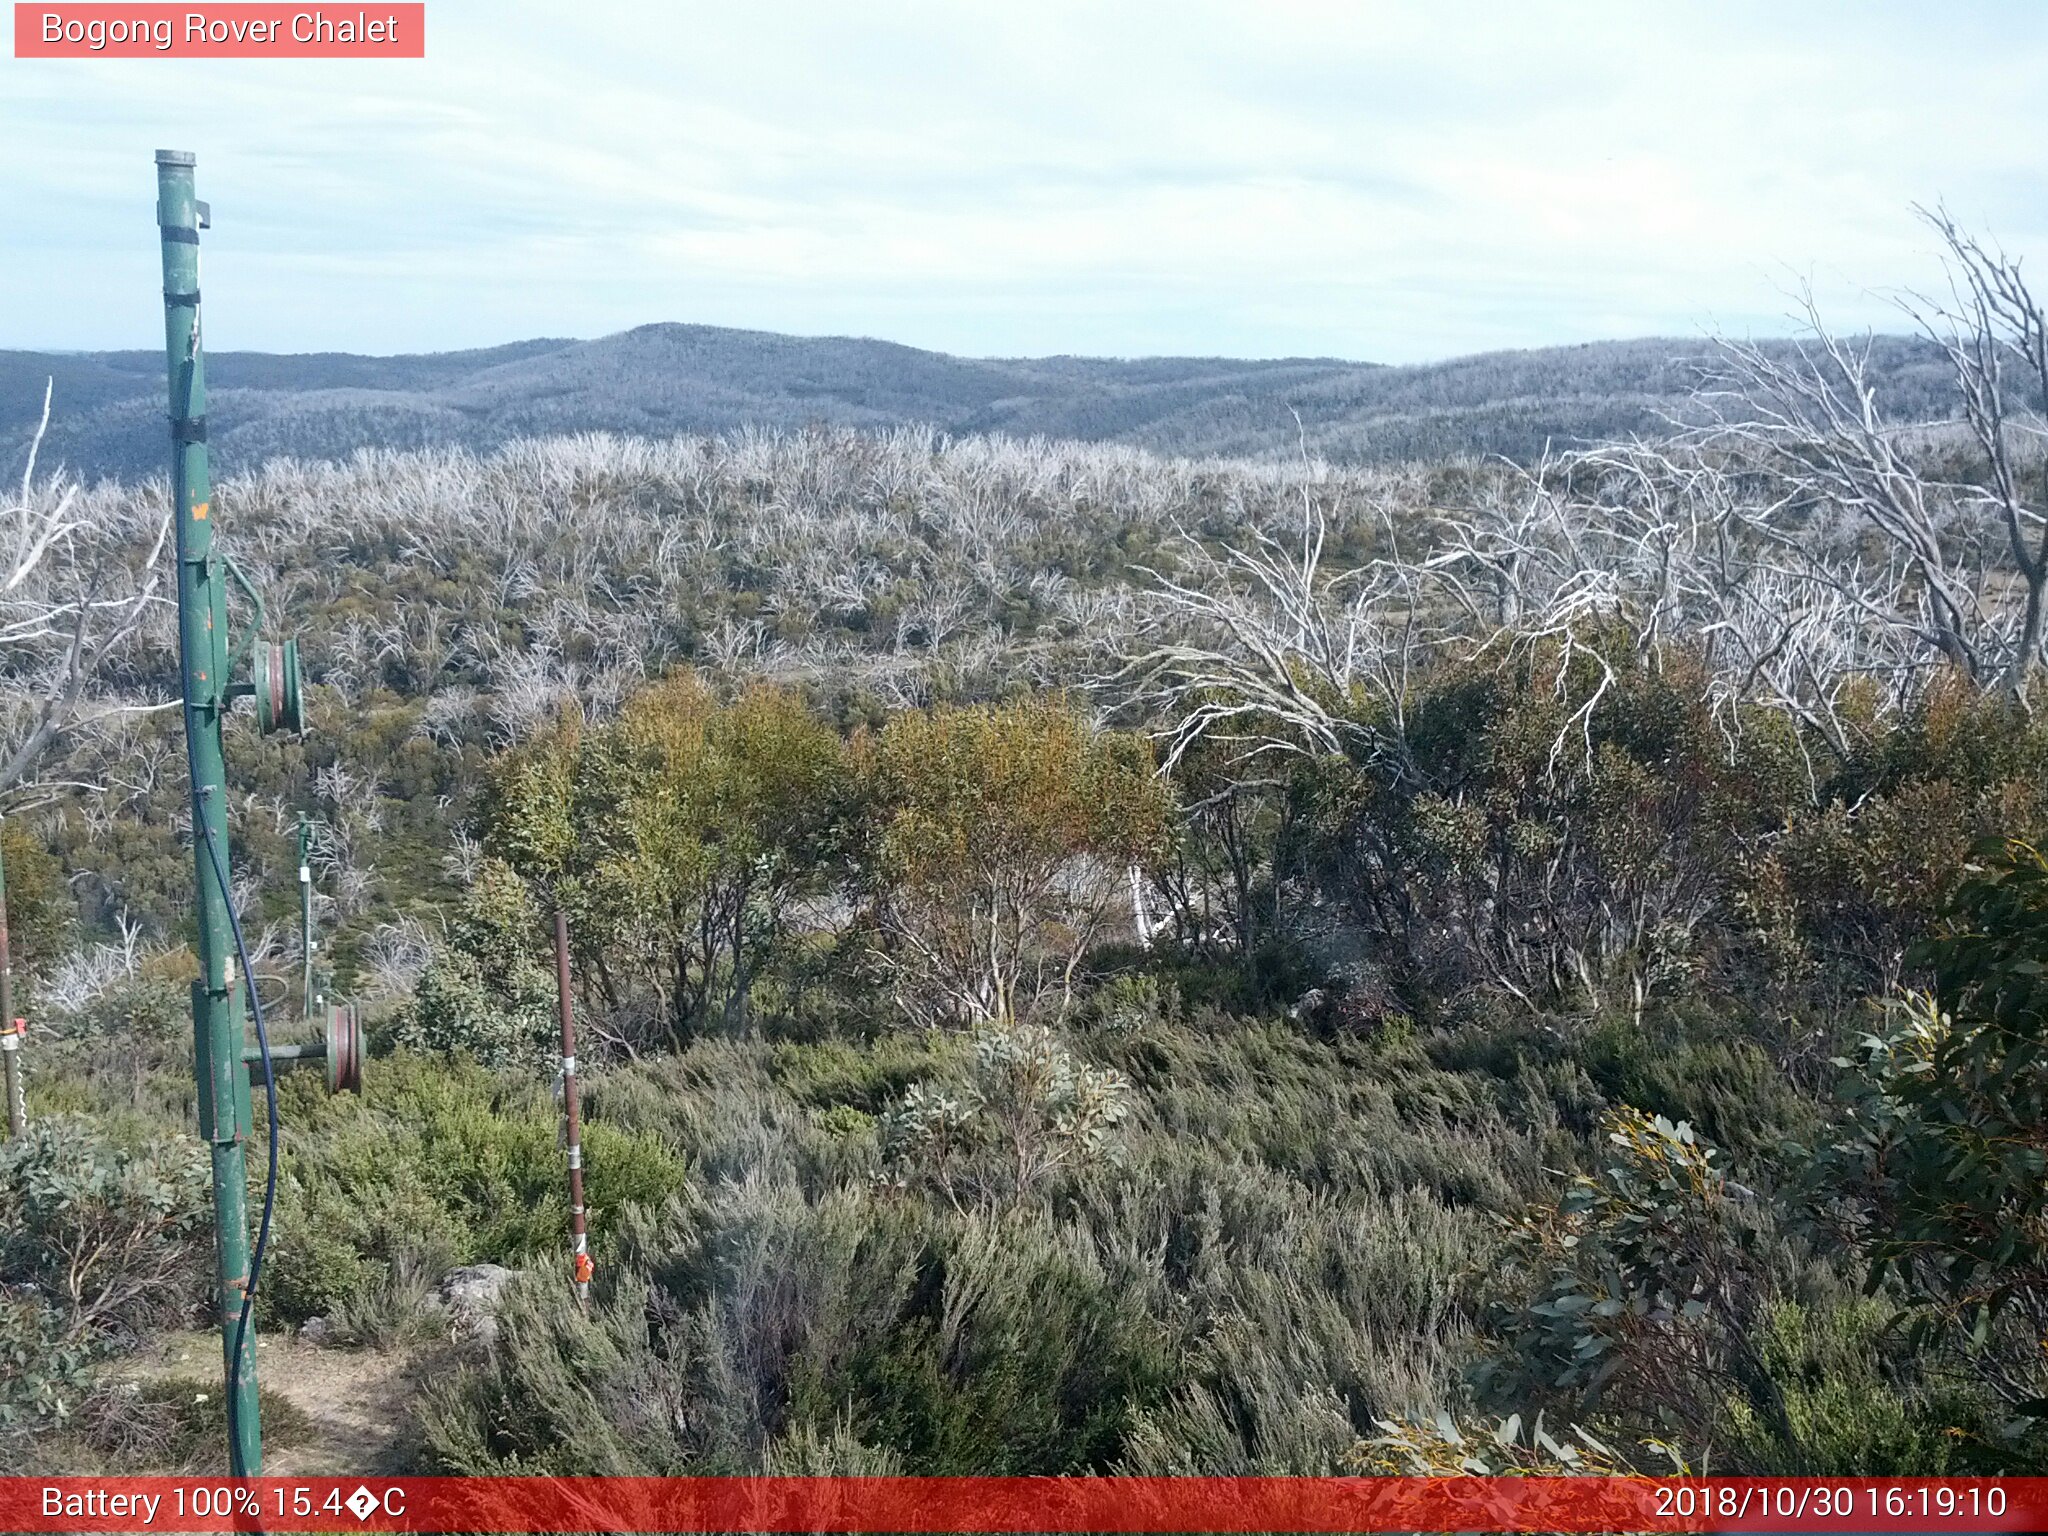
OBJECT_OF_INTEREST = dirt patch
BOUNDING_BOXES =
[113,1327,429,1474]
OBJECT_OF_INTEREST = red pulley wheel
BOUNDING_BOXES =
[325,1003,362,1093]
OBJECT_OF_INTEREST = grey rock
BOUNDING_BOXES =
[436,1263,519,1347]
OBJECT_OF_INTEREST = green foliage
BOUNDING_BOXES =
[28,957,199,1131]
[1278,642,2048,1022]
[1812,840,2048,1414]
[765,1033,955,1114]
[877,1022,1133,1208]
[1473,1108,1786,1460]
[1294,639,1769,1014]
[392,859,557,1069]
[52,972,188,1044]
[61,1375,315,1473]
[261,1204,380,1326]
[0,1116,208,1425]
[425,1187,1179,1475]
[481,676,854,1045]
[1083,972,1183,1037]
[1721,1299,2005,1474]
[0,1292,93,1425]
[416,1011,1521,1477]
[261,1051,689,1324]
[860,697,1173,1026]
[0,1115,209,1340]
[1357,1410,1684,1475]
[1137,731,1284,964]
[0,818,73,1002]
[812,1103,876,1141]
[1580,1006,1818,1158]
[475,712,582,881]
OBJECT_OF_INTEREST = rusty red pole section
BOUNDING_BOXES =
[0,834,22,1139]
[553,908,591,1310]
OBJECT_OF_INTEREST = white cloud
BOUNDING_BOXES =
[5,0,2045,360]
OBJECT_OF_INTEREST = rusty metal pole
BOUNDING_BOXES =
[297,814,315,1016]
[0,824,12,1034]
[552,909,591,1310]
[0,832,21,1139]
[1,1023,22,1139]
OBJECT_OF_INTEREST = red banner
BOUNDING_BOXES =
[13,4,424,57]
[1,1476,2042,1533]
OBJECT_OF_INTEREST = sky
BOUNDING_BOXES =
[6,1,2048,363]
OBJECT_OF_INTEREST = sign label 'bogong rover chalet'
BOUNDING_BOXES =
[13,4,425,56]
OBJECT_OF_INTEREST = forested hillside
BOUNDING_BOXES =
[0,325,1954,481]
[5,229,2047,1479]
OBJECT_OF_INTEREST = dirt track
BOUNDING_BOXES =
[116,1327,419,1475]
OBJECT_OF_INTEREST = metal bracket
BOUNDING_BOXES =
[220,551,268,682]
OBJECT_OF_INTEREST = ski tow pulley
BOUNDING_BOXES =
[251,636,304,735]
[324,1002,362,1094]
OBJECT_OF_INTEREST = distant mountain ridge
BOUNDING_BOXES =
[0,322,1955,481]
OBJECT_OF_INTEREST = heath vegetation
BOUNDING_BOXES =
[6,211,2048,1476]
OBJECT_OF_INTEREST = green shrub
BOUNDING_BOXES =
[261,1207,377,1324]
[857,697,1173,1027]
[0,818,75,1004]
[0,1292,93,1425]
[1810,839,2048,1421]
[0,1116,208,1426]
[51,973,187,1043]
[1083,973,1182,1037]
[766,1033,956,1113]
[67,1375,314,1473]
[424,1186,1180,1475]
[32,959,199,1126]
[261,1051,689,1325]
[1471,1109,1787,1463]
[478,677,857,1045]
[879,1022,1133,1208]
[0,1115,208,1341]
[813,1104,876,1141]
[1580,1006,1818,1157]
[390,861,556,1070]
[1722,1299,2008,1474]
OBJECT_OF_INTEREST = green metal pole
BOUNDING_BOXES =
[156,149,262,1476]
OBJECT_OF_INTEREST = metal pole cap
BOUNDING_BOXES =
[155,149,196,166]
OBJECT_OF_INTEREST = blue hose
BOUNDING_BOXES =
[193,786,279,1479]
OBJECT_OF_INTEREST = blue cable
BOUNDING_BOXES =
[193,783,280,1479]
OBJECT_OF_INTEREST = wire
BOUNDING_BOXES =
[193,784,280,1478]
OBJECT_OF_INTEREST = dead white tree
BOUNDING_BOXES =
[0,382,173,800]
[1904,204,2048,692]
[1701,209,2047,701]
[1436,442,1935,778]
[1119,482,1430,777]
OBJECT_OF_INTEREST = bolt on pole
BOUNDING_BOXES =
[157,148,262,1476]
[553,909,592,1311]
